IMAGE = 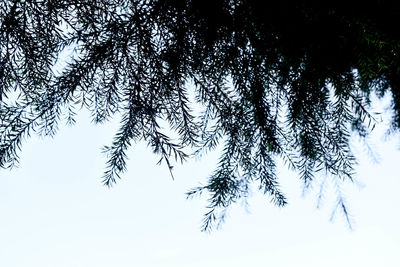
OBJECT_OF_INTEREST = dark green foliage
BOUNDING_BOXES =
[1,0,399,230]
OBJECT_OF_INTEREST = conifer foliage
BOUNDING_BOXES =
[1,0,399,230]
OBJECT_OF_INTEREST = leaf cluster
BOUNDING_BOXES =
[1,0,399,230]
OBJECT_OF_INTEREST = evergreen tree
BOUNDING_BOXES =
[1,0,399,230]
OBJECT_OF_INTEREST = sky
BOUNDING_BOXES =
[1,95,400,267]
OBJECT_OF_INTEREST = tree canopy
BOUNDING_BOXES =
[1,0,399,230]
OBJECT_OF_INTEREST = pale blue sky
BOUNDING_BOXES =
[1,94,399,267]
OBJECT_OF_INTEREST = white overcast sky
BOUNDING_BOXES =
[1,92,400,267]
